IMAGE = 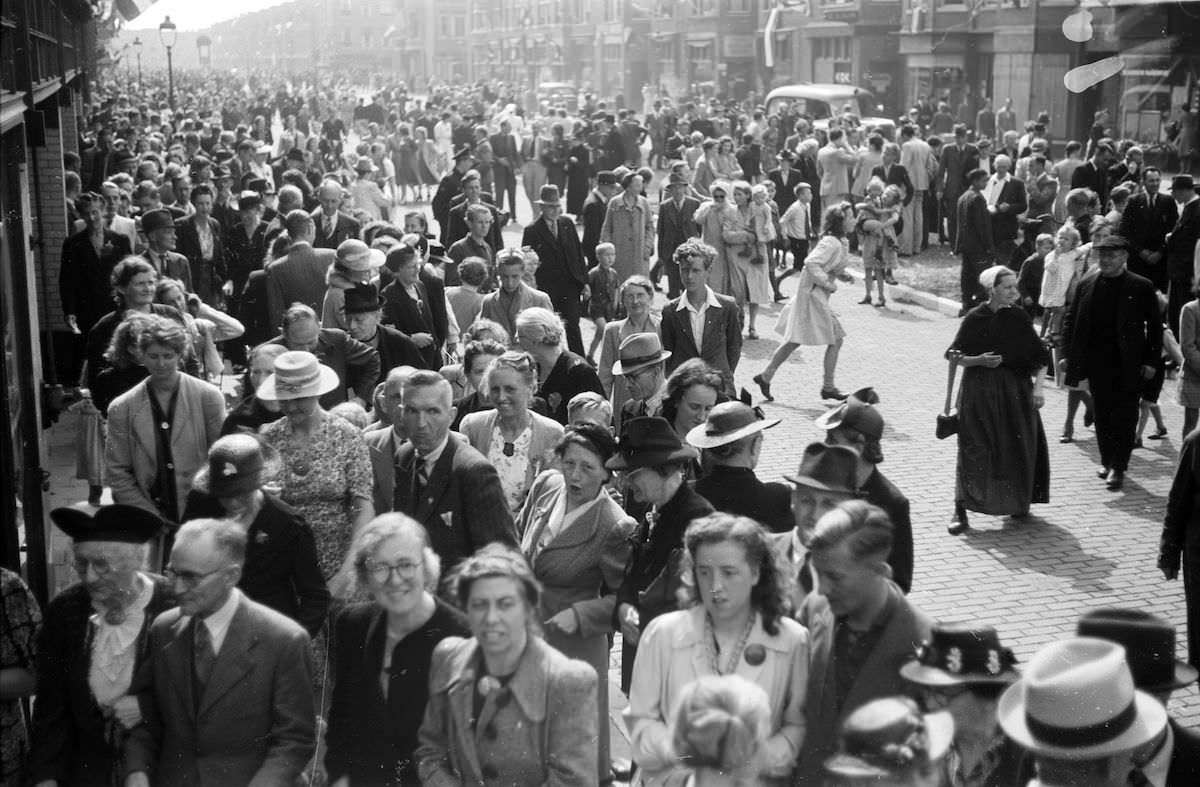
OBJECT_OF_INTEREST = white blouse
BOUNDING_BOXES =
[88,573,154,707]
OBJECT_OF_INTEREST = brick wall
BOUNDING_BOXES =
[33,102,68,332]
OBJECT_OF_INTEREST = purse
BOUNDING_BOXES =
[936,355,960,440]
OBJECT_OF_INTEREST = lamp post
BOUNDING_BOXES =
[196,35,212,69]
[132,37,143,91]
[158,16,177,111]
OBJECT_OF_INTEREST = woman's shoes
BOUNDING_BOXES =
[1059,432,1074,443]
[1147,427,1168,440]
[752,373,773,402]
[885,273,899,285]
[747,329,759,340]
[820,386,849,401]
[859,296,873,305]
[874,298,887,308]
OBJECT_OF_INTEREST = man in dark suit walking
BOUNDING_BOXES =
[265,210,336,328]
[1167,174,1200,337]
[939,124,979,249]
[767,149,805,215]
[983,154,1027,265]
[955,169,994,312]
[1120,167,1178,292]
[660,238,742,392]
[489,120,519,218]
[392,371,516,575]
[433,146,476,245]
[443,174,504,252]
[124,518,315,787]
[310,180,361,250]
[581,171,619,268]
[521,184,589,356]
[656,173,701,298]
[1062,235,1162,491]
[1070,137,1116,211]
[138,208,194,292]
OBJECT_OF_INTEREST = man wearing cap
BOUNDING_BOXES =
[522,184,590,356]
[1071,138,1117,212]
[1076,609,1200,784]
[614,332,671,426]
[956,168,995,313]
[268,303,380,410]
[687,401,790,533]
[343,283,424,386]
[1121,168,1178,293]
[174,184,226,307]
[265,209,338,329]
[433,146,476,242]
[478,249,554,343]
[124,518,316,787]
[1061,235,1162,491]
[311,179,361,250]
[1166,174,1200,335]
[661,238,742,390]
[582,171,620,269]
[998,637,1167,787]
[656,172,701,298]
[138,208,194,292]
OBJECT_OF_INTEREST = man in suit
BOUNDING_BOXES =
[381,243,445,369]
[613,332,671,426]
[656,173,701,298]
[817,128,858,207]
[1167,174,1200,337]
[869,144,914,209]
[479,250,554,343]
[1062,235,1162,491]
[433,146,476,245]
[60,192,133,340]
[767,149,804,215]
[956,169,994,312]
[392,370,516,574]
[940,124,979,249]
[124,518,315,787]
[266,210,336,328]
[268,304,381,410]
[363,365,420,514]
[1075,609,1200,785]
[522,184,589,356]
[174,184,226,307]
[983,153,1026,265]
[343,283,424,387]
[138,208,194,292]
[795,497,932,782]
[443,173,504,252]
[1071,138,1117,213]
[1120,167,1178,293]
[581,171,619,268]
[660,238,742,392]
[311,180,361,250]
[489,119,519,217]
[898,124,933,255]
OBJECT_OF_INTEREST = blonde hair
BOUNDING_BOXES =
[671,675,771,783]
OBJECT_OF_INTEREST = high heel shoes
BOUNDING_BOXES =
[753,373,773,402]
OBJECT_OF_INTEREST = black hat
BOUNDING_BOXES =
[452,145,475,161]
[901,622,1020,687]
[596,170,617,186]
[237,190,262,211]
[427,240,447,259]
[342,283,385,315]
[777,149,796,162]
[1171,174,1195,191]
[1077,608,1199,692]
[607,417,699,471]
[50,504,164,544]
[245,177,270,194]
[140,208,175,234]
[1092,234,1130,252]
[212,165,232,181]
[285,147,306,161]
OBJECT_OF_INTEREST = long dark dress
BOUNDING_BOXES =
[566,142,592,215]
[949,304,1051,515]
[1161,426,1200,667]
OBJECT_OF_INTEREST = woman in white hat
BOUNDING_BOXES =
[350,155,391,222]
[320,238,386,331]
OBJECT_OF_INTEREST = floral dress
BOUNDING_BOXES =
[1,568,39,784]
[488,425,535,516]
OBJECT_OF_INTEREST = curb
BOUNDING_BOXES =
[845,265,963,317]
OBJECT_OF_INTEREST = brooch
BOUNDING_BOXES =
[743,644,766,666]
[477,675,502,696]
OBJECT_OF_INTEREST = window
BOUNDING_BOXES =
[728,0,752,12]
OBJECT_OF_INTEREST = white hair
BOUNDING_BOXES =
[515,307,564,347]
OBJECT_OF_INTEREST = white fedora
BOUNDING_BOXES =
[997,637,1166,760]
[255,350,341,402]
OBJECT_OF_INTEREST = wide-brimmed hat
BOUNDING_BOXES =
[255,350,341,402]
[534,184,562,206]
[354,156,376,174]
[255,142,272,155]
[823,697,954,780]
[612,333,671,376]
[50,504,163,544]
[607,417,699,471]
[1170,174,1195,191]
[666,172,690,188]
[814,387,884,441]
[784,443,860,494]
[777,149,796,162]
[997,637,1167,760]
[1076,608,1199,693]
[140,208,175,234]
[342,283,385,315]
[192,433,282,498]
[336,238,386,272]
[686,401,780,449]
[901,622,1020,687]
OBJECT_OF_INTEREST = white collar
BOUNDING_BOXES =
[419,433,451,465]
[192,587,241,653]
[676,286,722,312]
[1138,723,1173,787]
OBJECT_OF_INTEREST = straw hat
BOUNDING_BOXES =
[900,622,1020,687]
[335,238,386,272]
[255,351,340,402]
[686,401,780,450]
[611,333,671,376]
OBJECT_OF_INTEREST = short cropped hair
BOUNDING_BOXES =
[176,518,247,566]
[809,500,894,564]
[349,513,442,596]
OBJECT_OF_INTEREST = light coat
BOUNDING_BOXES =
[600,192,655,283]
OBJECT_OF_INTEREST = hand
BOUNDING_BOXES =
[411,332,434,348]
[998,202,1009,213]
[222,280,234,296]
[581,285,591,301]
[978,352,1003,368]
[1163,565,1179,581]
[124,773,150,787]
[836,272,854,283]
[1032,391,1045,409]
[1141,364,1156,380]
[111,695,143,729]
[545,609,580,636]
[618,603,640,645]
[67,315,81,335]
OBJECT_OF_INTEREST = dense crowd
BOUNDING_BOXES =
[1,68,1200,787]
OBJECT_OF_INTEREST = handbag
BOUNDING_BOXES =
[936,355,960,439]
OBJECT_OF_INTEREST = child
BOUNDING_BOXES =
[1018,233,1052,327]
[1136,292,1182,447]
[878,184,905,286]
[778,181,815,289]
[1039,224,1083,339]
[855,178,901,307]
[586,242,619,366]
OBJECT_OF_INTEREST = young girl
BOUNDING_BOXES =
[855,177,901,307]
[586,242,620,367]
[1038,224,1083,338]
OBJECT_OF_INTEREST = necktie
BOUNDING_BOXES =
[798,553,814,594]
[1127,767,1151,787]
[193,619,215,707]
[325,215,335,238]
[415,456,429,495]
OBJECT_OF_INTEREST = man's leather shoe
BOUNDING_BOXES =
[1097,467,1110,481]
[1106,471,1125,491]
[947,513,970,536]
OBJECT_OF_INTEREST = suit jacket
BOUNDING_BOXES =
[265,327,380,408]
[955,189,993,255]
[124,593,316,786]
[433,169,467,242]
[444,198,504,251]
[478,283,554,341]
[381,278,443,368]
[796,585,933,781]
[990,177,1027,244]
[1121,191,1179,285]
[138,250,194,292]
[265,242,336,328]
[1169,718,1200,785]
[392,433,518,573]
[59,229,133,333]
[767,167,804,213]
[900,137,933,191]
[1070,159,1111,208]
[1062,269,1162,393]
[1167,198,1200,281]
[372,324,425,384]
[489,132,519,174]
[861,468,914,594]
[238,269,273,349]
[581,189,610,267]
[523,216,588,301]
[693,465,792,534]
[656,196,701,265]
[363,425,404,516]
[174,215,227,304]
[310,209,361,250]
[940,142,979,199]
[659,290,743,382]
[870,164,914,205]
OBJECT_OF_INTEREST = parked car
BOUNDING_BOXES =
[765,83,895,139]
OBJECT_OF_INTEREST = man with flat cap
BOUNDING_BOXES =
[138,208,194,291]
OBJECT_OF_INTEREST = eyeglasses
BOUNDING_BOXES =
[366,559,423,583]
[73,557,114,577]
[164,566,224,587]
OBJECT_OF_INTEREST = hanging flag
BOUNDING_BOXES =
[113,0,159,22]
[763,0,809,69]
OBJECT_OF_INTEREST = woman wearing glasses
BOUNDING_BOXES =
[29,505,171,787]
[325,514,469,787]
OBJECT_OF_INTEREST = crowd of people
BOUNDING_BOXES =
[1,67,1199,787]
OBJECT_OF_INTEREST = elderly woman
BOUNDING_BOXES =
[600,169,655,282]
[182,434,331,637]
[257,350,375,586]
[517,425,635,784]
[416,544,599,786]
[946,265,1050,535]
[105,316,225,544]
[29,505,172,786]
[722,180,773,337]
[222,342,288,436]
[516,307,604,425]
[626,513,809,787]
[459,351,564,517]
[154,276,244,383]
[667,675,773,787]
[611,417,715,692]
[598,275,660,426]
[752,204,856,403]
[326,514,470,787]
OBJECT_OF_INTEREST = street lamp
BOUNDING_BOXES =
[132,37,143,91]
[158,15,177,110]
[196,35,212,69]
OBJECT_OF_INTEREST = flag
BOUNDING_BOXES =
[114,0,159,22]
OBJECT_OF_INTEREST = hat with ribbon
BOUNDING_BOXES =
[823,697,954,780]
[50,504,164,544]
[686,401,780,450]
[534,184,562,206]
[192,433,282,499]
[255,350,341,402]
[237,190,262,211]
[1076,608,1198,693]
[814,387,884,441]
[335,238,386,272]
[342,283,386,315]
[607,416,700,471]
[783,443,860,494]
[1170,174,1195,191]
[901,622,1020,687]
[997,637,1167,759]
[612,332,671,376]
[140,208,175,234]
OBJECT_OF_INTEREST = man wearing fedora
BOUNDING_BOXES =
[582,171,620,269]
[687,401,791,533]
[656,172,701,298]
[661,238,742,391]
[138,208,194,292]
[613,332,671,427]
[998,637,1169,787]
[265,210,338,329]
[433,146,477,244]
[343,283,424,386]
[321,238,387,332]
[522,183,590,357]
[266,303,380,411]
[1166,174,1199,336]
[311,179,361,251]
[479,249,554,343]
[1076,609,1200,784]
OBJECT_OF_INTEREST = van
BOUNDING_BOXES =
[764,84,895,139]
